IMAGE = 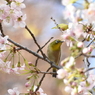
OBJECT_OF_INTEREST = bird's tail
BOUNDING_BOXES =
[52,68,57,77]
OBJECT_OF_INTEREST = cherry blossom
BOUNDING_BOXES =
[11,0,26,10]
[13,13,26,28]
[25,82,30,87]
[0,35,9,50]
[63,4,76,21]
[77,71,95,94]
[77,42,84,48]
[12,64,25,74]
[8,87,20,95]
[33,86,47,95]
[57,68,68,79]
[65,56,75,68]
[0,0,26,28]
[82,2,95,24]
[82,46,93,54]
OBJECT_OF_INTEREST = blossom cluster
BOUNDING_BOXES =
[8,86,47,95]
[0,35,25,74]
[57,57,95,95]
[56,0,95,95]
[0,0,26,28]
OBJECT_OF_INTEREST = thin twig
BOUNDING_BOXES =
[82,34,88,42]
[82,54,95,58]
[86,58,90,67]
[35,37,54,66]
[35,57,39,67]
[35,66,52,92]
[36,71,56,75]
[84,67,95,73]
[37,37,53,53]
[87,37,95,47]
[8,38,44,59]
[38,71,56,74]
[0,23,5,37]
[75,53,82,59]
[25,25,46,58]
[51,17,63,33]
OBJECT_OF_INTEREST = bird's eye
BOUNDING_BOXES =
[55,40,59,44]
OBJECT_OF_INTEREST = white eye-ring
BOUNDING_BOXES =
[55,40,59,44]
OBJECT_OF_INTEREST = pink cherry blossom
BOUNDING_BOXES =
[0,35,9,50]
[0,0,26,28]
[0,59,12,73]
[82,46,93,54]
[0,4,10,20]
[82,3,95,23]
[65,56,75,68]
[8,87,20,95]
[12,64,25,74]
[11,0,26,11]
[57,69,68,79]
[25,82,30,87]
[33,86,47,95]
[61,29,74,47]
[63,4,76,20]
[77,42,84,48]
[73,23,83,38]
[82,48,89,54]
[65,86,72,92]
[77,71,95,94]
[71,88,78,95]
[13,14,26,28]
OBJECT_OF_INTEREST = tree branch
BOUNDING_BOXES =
[84,67,95,73]
[82,54,95,58]
[87,37,95,47]
[35,66,52,92]
[37,37,53,53]
[35,37,53,66]
[0,23,61,70]
[51,17,63,33]
[0,23,5,37]
[25,25,46,58]
[8,38,61,69]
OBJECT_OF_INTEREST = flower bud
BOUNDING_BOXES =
[57,69,67,79]
[25,82,30,87]
[77,42,83,48]
[82,48,89,54]
[65,86,72,92]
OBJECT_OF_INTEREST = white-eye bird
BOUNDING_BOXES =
[47,39,63,77]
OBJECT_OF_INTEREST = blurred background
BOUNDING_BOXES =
[0,0,84,95]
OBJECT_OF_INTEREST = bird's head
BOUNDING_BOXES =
[49,39,63,51]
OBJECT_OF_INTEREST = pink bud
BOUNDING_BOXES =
[65,86,72,92]
[28,62,33,66]
[82,48,89,54]
[57,69,67,79]
[62,34,70,40]
[82,46,93,54]
[25,82,30,87]
[71,82,77,86]
[77,42,83,48]
[88,46,93,52]
[63,79,68,84]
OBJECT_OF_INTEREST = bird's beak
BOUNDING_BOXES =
[61,41,64,43]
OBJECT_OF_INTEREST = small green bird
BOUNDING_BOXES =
[47,39,63,77]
